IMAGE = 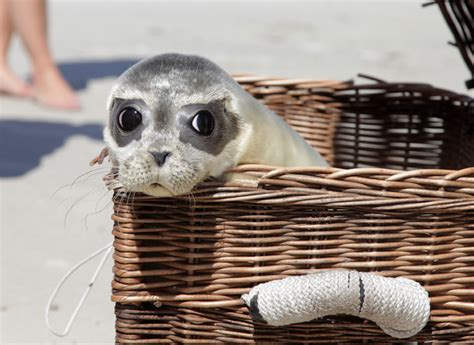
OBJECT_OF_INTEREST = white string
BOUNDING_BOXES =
[45,241,113,337]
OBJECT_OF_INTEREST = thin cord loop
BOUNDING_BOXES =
[45,242,113,337]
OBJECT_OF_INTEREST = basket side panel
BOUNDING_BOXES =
[112,195,474,343]
[114,304,474,344]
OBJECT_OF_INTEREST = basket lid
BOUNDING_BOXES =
[426,0,474,89]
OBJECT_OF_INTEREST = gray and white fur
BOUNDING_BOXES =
[104,53,327,197]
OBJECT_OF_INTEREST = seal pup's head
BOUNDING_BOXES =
[104,53,252,197]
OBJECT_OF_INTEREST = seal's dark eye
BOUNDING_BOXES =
[191,110,214,136]
[118,107,142,131]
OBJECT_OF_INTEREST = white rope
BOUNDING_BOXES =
[242,269,430,339]
[45,242,113,337]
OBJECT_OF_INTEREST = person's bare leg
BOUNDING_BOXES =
[10,0,80,109]
[0,0,32,97]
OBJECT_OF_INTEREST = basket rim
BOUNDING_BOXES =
[106,165,474,213]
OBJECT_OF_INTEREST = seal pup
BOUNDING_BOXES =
[104,53,327,197]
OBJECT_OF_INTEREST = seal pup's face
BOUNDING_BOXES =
[104,54,249,197]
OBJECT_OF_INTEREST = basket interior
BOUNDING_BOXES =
[237,77,474,170]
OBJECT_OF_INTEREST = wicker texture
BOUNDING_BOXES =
[427,0,474,88]
[111,77,474,343]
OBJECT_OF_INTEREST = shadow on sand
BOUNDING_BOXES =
[57,58,141,90]
[1,58,143,177]
[26,58,142,91]
[0,120,103,177]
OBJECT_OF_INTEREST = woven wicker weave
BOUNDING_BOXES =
[427,0,474,88]
[110,77,474,344]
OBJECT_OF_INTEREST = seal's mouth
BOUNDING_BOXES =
[144,182,173,198]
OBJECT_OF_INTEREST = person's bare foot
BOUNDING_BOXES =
[0,67,33,97]
[32,65,80,110]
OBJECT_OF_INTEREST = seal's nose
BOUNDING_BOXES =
[149,151,171,167]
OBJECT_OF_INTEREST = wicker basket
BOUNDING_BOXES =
[110,76,474,344]
[427,0,474,89]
